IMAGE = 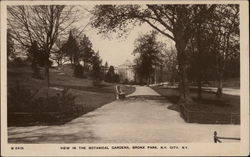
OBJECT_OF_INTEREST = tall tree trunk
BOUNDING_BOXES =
[139,77,142,85]
[171,66,176,86]
[176,40,193,104]
[44,52,50,87]
[147,76,150,86]
[154,67,157,84]
[197,76,202,100]
[70,54,73,65]
[216,73,223,98]
[178,63,192,103]
[74,53,79,65]
[195,22,203,101]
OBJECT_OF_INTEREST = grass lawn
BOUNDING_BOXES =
[151,86,240,124]
[7,65,135,126]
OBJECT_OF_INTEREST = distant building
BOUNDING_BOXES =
[116,60,135,82]
[101,60,175,84]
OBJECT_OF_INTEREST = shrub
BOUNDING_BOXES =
[8,84,78,113]
[123,78,128,84]
[7,81,38,112]
[74,64,85,78]
[31,88,77,113]
[114,74,120,83]
[91,62,103,84]
[8,57,27,67]
[8,83,82,125]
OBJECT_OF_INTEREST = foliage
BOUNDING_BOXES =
[91,4,216,101]
[79,35,95,70]
[163,48,178,85]
[33,88,77,113]
[8,82,77,113]
[91,52,103,85]
[73,64,85,78]
[61,31,104,80]
[104,61,109,69]
[51,39,69,66]
[63,31,80,65]
[91,4,239,101]
[62,31,97,75]
[123,78,128,84]
[185,5,240,98]
[133,31,163,84]
[9,57,27,67]
[209,5,239,97]
[105,66,117,83]
[8,81,39,112]
[114,74,120,83]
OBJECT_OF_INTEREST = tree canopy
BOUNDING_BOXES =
[91,4,239,101]
[133,31,163,84]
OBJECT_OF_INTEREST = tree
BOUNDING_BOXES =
[184,5,239,99]
[79,34,95,71]
[133,31,163,85]
[105,66,116,83]
[8,5,77,87]
[186,6,216,99]
[91,52,103,85]
[73,63,84,78]
[209,5,239,98]
[27,41,43,79]
[104,61,109,69]
[163,47,178,85]
[51,39,69,66]
[91,4,217,103]
[114,74,120,83]
[63,31,80,65]
[7,29,15,63]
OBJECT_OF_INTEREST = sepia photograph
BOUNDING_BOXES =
[1,0,249,156]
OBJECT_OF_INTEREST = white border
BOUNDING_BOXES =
[1,1,249,156]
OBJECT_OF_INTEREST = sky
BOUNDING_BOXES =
[73,6,174,66]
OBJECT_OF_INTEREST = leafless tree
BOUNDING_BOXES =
[210,5,239,98]
[7,5,78,87]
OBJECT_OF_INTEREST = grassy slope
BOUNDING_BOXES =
[8,65,135,113]
[151,86,240,114]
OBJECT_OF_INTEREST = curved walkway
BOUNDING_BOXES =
[8,86,240,143]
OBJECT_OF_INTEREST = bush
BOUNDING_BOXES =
[8,57,27,68]
[31,88,77,113]
[8,84,78,113]
[8,81,38,112]
[8,83,83,125]
[74,64,85,78]
[91,62,103,83]
[123,78,128,84]
[114,74,120,83]
[105,72,120,83]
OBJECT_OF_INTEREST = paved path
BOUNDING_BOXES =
[8,86,240,143]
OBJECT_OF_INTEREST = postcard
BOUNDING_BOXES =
[1,0,249,156]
